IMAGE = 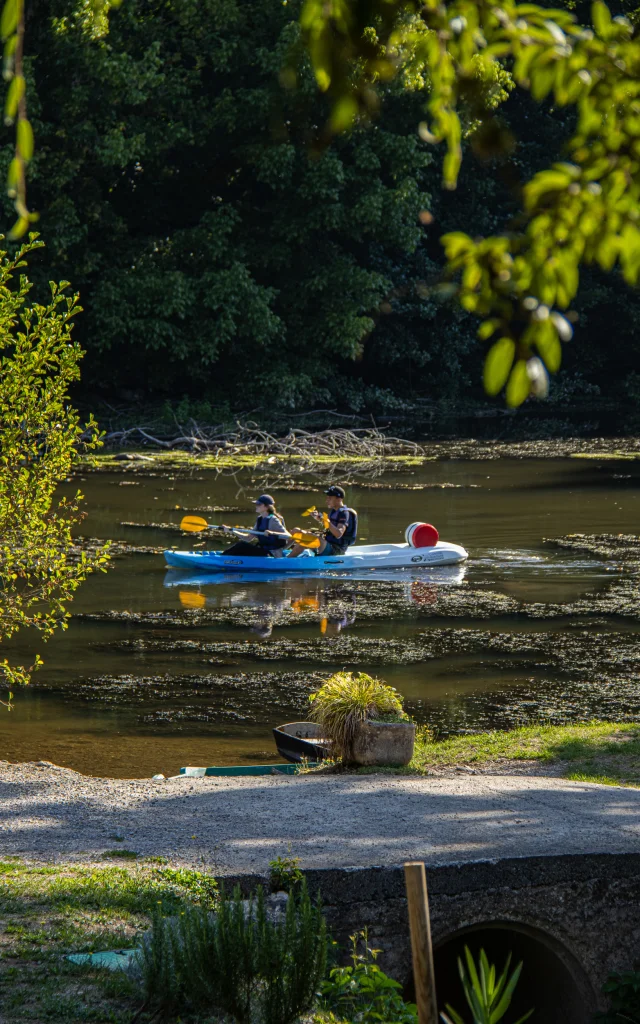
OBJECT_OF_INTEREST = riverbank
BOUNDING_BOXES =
[396,721,640,787]
[80,433,640,471]
[2,723,639,870]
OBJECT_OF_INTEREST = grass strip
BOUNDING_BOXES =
[408,721,640,785]
[0,861,219,1023]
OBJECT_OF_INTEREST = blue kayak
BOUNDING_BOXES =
[163,541,468,574]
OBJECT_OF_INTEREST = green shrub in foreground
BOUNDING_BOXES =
[319,929,417,1024]
[140,879,327,1024]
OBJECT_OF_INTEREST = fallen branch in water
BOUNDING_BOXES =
[102,421,426,458]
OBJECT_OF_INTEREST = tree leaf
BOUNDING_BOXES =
[4,72,24,121]
[592,0,612,37]
[483,337,515,395]
[0,0,18,41]
[506,360,531,407]
[17,117,33,162]
[330,95,358,134]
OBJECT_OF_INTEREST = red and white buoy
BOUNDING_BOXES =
[405,522,439,548]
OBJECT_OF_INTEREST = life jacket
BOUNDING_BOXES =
[255,512,287,550]
[326,507,358,550]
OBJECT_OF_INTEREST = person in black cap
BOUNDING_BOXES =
[222,495,288,557]
[288,485,358,558]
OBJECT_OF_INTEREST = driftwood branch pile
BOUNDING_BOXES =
[103,421,425,458]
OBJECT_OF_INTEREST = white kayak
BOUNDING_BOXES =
[163,540,468,574]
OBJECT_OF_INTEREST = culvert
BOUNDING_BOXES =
[405,920,595,1024]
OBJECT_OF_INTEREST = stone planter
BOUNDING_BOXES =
[350,719,416,766]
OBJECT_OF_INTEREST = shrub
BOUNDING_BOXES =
[309,672,408,760]
[139,879,328,1024]
[596,970,640,1023]
[268,854,304,893]
[318,929,417,1024]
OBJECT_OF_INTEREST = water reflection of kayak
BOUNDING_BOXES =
[163,540,468,574]
[163,564,467,588]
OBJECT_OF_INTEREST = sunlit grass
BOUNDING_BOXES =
[0,861,220,1022]
[406,721,640,786]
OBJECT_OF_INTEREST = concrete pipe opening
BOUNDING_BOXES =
[407,921,595,1024]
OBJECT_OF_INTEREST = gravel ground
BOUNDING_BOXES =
[2,760,640,874]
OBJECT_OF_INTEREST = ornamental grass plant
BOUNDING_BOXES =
[309,672,408,761]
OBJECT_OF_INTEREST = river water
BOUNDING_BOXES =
[2,455,639,778]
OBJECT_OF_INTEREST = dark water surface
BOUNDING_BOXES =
[2,456,640,777]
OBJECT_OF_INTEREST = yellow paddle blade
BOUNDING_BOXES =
[301,506,316,517]
[180,515,208,533]
[290,529,321,549]
[322,512,330,530]
[179,590,206,609]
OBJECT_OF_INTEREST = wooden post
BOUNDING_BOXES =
[404,860,439,1024]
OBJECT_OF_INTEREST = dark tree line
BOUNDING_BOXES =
[4,0,639,423]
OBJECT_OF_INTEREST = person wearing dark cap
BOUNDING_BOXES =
[222,495,288,557]
[288,485,358,558]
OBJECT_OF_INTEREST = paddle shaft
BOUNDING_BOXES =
[211,525,294,539]
[179,515,322,548]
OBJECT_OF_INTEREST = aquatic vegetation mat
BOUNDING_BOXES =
[34,671,326,723]
[71,536,166,558]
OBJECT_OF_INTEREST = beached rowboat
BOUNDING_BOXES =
[273,722,331,763]
[163,540,468,573]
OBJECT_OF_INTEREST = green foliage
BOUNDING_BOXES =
[0,236,108,698]
[441,946,533,1024]
[300,0,640,407]
[21,0,432,412]
[309,671,407,760]
[319,929,418,1024]
[269,854,304,893]
[140,880,328,1024]
[597,970,640,1023]
[5,0,640,418]
[154,866,219,909]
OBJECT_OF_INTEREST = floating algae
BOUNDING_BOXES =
[545,533,640,563]
[32,670,325,723]
[76,581,519,630]
[102,627,640,679]
[41,627,640,735]
[120,520,185,532]
[70,536,165,559]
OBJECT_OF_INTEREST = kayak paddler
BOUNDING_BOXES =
[222,495,288,557]
[288,485,358,557]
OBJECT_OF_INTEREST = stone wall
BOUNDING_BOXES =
[229,851,640,1021]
